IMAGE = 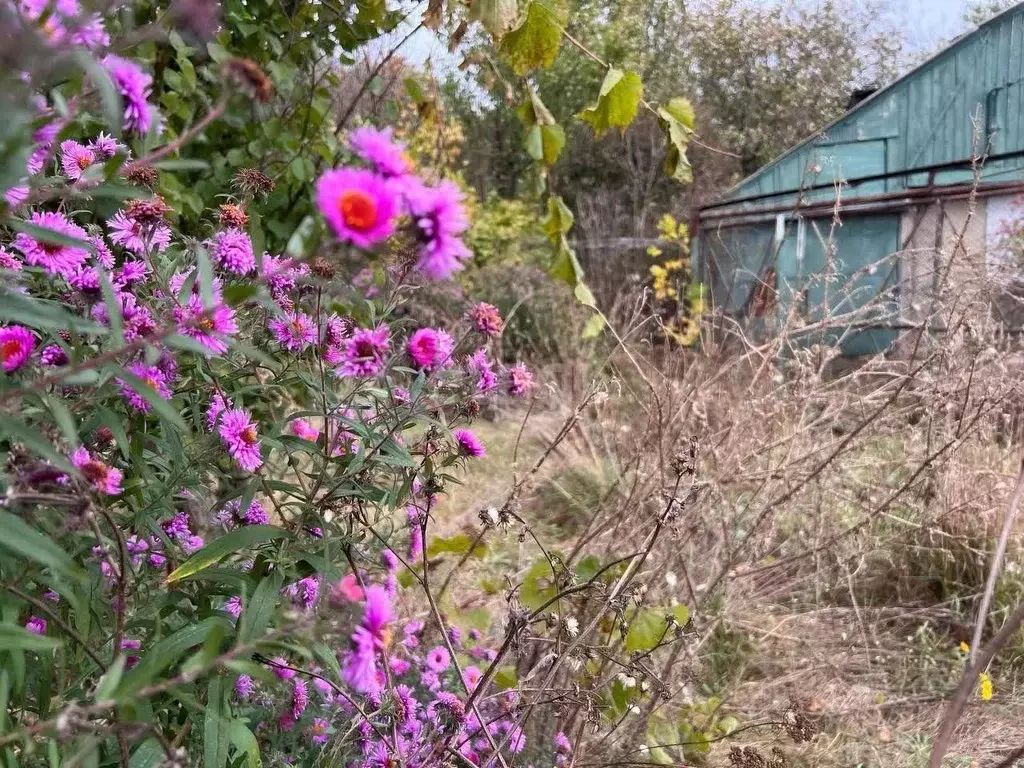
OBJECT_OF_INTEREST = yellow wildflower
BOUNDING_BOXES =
[647,246,663,258]
[979,672,993,701]
[959,641,969,654]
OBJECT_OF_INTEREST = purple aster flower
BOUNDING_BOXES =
[389,656,411,676]
[102,55,155,135]
[269,310,317,352]
[394,684,419,725]
[108,210,171,255]
[453,428,485,458]
[407,327,454,372]
[162,512,191,540]
[182,534,204,554]
[113,259,149,287]
[25,616,46,635]
[349,126,414,179]
[43,590,59,603]
[40,344,68,366]
[448,625,462,648]
[206,392,232,431]
[462,665,483,692]
[261,254,308,297]
[467,302,503,336]
[0,247,23,271]
[224,596,243,618]
[288,419,320,442]
[309,717,329,745]
[291,678,309,719]
[335,325,390,378]
[69,446,122,495]
[14,211,90,277]
[425,646,450,673]
[60,140,96,181]
[117,363,171,413]
[241,500,268,525]
[174,296,238,357]
[426,691,466,729]
[91,237,114,268]
[555,731,572,753]
[466,348,497,394]
[209,228,255,275]
[311,675,334,701]
[120,638,142,669]
[507,363,533,397]
[361,585,394,641]
[5,186,30,209]
[89,132,121,159]
[66,265,101,294]
[91,292,156,341]
[405,180,472,280]
[218,407,263,472]
[169,268,223,303]
[316,167,399,248]
[381,549,398,571]
[343,626,381,693]
[268,656,295,680]
[235,674,255,700]
[0,325,35,372]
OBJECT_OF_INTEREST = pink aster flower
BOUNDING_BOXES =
[309,718,330,745]
[466,348,497,394]
[235,674,254,700]
[14,211,90,277]
[5,186,30,209]
[407,327,454,372]
[0,325,35,372]
[269,310,316,352]
[462,665,483,692]
[224,596,243,618]
[507,363,533,397]
[206,392,232,431]
[425,646,450,673]
[91,292,156,341]
[349,126,414,179]
[169,268,224,303]
[405,180,472,280]
[66,265,101,294]
[91,236,114,268]
[262,254,308,297]
[40,344,67,366]
[69,446,122,495]
[120,638,141,668]
[468,302,503,336]
[268,656,296,680]
[174,296,238,357]
[60,140,96,181]
[335,325,390,378]
[108,210,171,255]
[330,573,364,605]
[362,585,394,641]
[218,408,263,472]
[102,55,155,135]
[25,616,46,635]
[291,678,309,719]
[209,228,255,275]
[88,133,121,159]
[343,627,381,693]
[316,168,398,248]
[117,363,171,413]
[289,418,320,442]
[453,428,485,458]
[113,259,148,287]
[0,247,23,271]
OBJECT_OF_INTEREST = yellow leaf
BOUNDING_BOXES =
[979,672,993,701]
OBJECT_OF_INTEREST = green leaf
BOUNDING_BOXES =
[40,394,79,447]
[98,268,125,348]
[94,656,126,702]
[574,282,596,307]
[499,0,567,75]
[204,677,231,768]
[625,609,670,652]
[153,159,210,171]
[548,240,584,287]
[196,245,215,309]
[167,526,289,584]
[519,557,557,611]
[494,666,518,689]
[122,618,229,692]
[0,285,107,334]
[581,312,606,339]
[285,215,317,260]
[228,721,261,768]
[518,87,565,166]
[238,571,284,644]
[0,510,87,582]
[470,0,519,38]
[658,104,693,184]
[541,195,574,243]
[0,624,62,651]
[427,533,487,558]
[578,69,643,138]
[129,740,164,768]
[663,97,695,130]
[0,413,76,473]
[672,604,690,627]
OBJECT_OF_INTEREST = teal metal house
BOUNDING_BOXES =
[695,3,1024,355]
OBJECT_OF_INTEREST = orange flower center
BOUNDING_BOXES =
[82,460,109,483]
[339,190,378,232]
[198,316,215,330]
[241,426,258,444]
[77,155,92,170]
[143,376,160,389]
[1,340,21,361]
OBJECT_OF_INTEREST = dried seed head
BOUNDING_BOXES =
[782,705,816,743]
[124,197,171,224]
[233,167,275,198]
[218,203,249,228]
[224,58,273,102]
[123,163,159,189]
[311,257,335,280]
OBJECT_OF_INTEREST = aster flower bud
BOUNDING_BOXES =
[218,203,249,228]
[224,58,274,103]
[123,163,159,189]
[233,168,275,198]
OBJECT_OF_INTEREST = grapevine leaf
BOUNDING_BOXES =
[470,0,519,38]
[499,0,567,75]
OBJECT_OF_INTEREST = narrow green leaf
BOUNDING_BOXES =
[196,246,215,309]
[0,415,76,474]
[238,571,284,644]
[72,51,123,136]
[0,624,63,651]
[153,159,210,171]
[42,395,78,448]
[129,739,164,768]
[94,656,126,702]
[204,677,231,768]
[0,286,107,334]
[228,720,261,768]
[98,268,125,348]
[121,618,228,692]
[166,526,289,584]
